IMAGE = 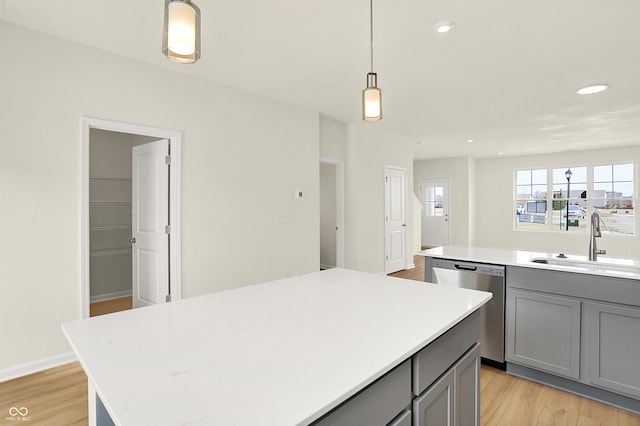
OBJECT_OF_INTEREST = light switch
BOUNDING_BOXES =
[295,191,303,198]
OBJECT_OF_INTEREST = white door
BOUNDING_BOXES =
[132,140,170,308]
[420,180,449,247]
[385,167,407,274]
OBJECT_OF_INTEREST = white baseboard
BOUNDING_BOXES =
[90,290,132,304]
[405,263,416,270]
[0,353,77,383]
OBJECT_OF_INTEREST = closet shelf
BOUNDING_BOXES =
[89,201,132,204]
[91,248,132,257]
[91,225,131,231]
[90,176,132,181]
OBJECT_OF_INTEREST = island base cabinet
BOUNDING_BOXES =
[588,301,640,399]
[506,289,581,380]
[413,344,480,426]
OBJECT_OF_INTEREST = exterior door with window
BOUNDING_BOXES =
[420,180,449,247]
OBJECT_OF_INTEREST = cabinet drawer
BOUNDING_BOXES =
[412,310,480,396]
[314,360,411,426]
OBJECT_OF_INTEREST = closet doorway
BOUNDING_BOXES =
[81,117,182,318]
[319,158,344,270]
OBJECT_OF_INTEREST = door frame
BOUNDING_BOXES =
[80,116,182,318]
[319,158,345,268]
[384,165,408,274]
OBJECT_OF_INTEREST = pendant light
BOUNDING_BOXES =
[362,0,382,121]
[162,0,201,64]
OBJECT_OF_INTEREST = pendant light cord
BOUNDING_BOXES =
[369,0,374,72]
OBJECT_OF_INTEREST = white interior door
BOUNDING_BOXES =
[385,167,407,274]
[132,139,170,308]
[420,180,449,247]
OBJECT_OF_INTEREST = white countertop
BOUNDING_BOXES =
[62,268,491,426]
[419,245,640,280]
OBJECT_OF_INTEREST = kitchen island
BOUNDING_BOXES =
[62,268,491,425]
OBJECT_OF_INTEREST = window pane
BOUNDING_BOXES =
[517,170,531,185]
[614,181,634,198]
[614,163,634,181]
[516,186,531,199]
[531,169,546,184]
[594,182,612,194]
[531,185,547,199]
[594,165,612,182]
[552,167,586,184]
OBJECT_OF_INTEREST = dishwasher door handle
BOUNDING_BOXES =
[454,264,477,271]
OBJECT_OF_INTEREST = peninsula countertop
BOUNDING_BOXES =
[419,245,640,281]
[62,268,491,426]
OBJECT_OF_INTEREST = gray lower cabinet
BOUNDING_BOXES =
[506,289,581,379]
[413,344,481,426]
[506,266,640,412]
[588,301,640,399]
[413,369,454,426]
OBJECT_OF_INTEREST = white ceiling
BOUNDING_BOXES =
[2,0,640,160]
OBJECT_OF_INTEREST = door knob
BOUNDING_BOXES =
[129,237,136,244]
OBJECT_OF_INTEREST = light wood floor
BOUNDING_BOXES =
[0,362,87,425]
[90,296,132,317]
[1,261,638,425]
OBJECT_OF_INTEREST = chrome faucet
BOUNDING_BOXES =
[589,211,606,261]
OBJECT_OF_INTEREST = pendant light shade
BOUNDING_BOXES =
[363,73,382,120]
[162,0,201,64]
[362,0,382,121]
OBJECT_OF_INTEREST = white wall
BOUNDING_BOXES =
[473,146,640,258]
[0,22,319,372]
[344,123,415,273]
[413,157,471,246]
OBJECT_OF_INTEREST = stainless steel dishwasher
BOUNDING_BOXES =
[431,259,505,367]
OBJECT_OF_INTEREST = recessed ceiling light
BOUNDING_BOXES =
[434,21,455,33]
[466,139,474,143]
[576,84,609,95]
[497,152,504,156]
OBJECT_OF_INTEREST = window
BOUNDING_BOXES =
[593,163,634,235]
[514,163,635,235]
[515,169,547,230]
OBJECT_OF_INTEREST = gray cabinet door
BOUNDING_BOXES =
[588,301,640,398]
[413,369,454,426]
[455,344,480,426]
[506,289,581,379]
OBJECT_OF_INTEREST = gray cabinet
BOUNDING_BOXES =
[455,344,480,426]
[506,266,640,412]
[588,301,640,398]
[413,369,454,426]
[506,289,581,379]
[413,344,481,426]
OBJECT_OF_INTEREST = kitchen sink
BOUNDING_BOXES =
[530,257,640,275]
